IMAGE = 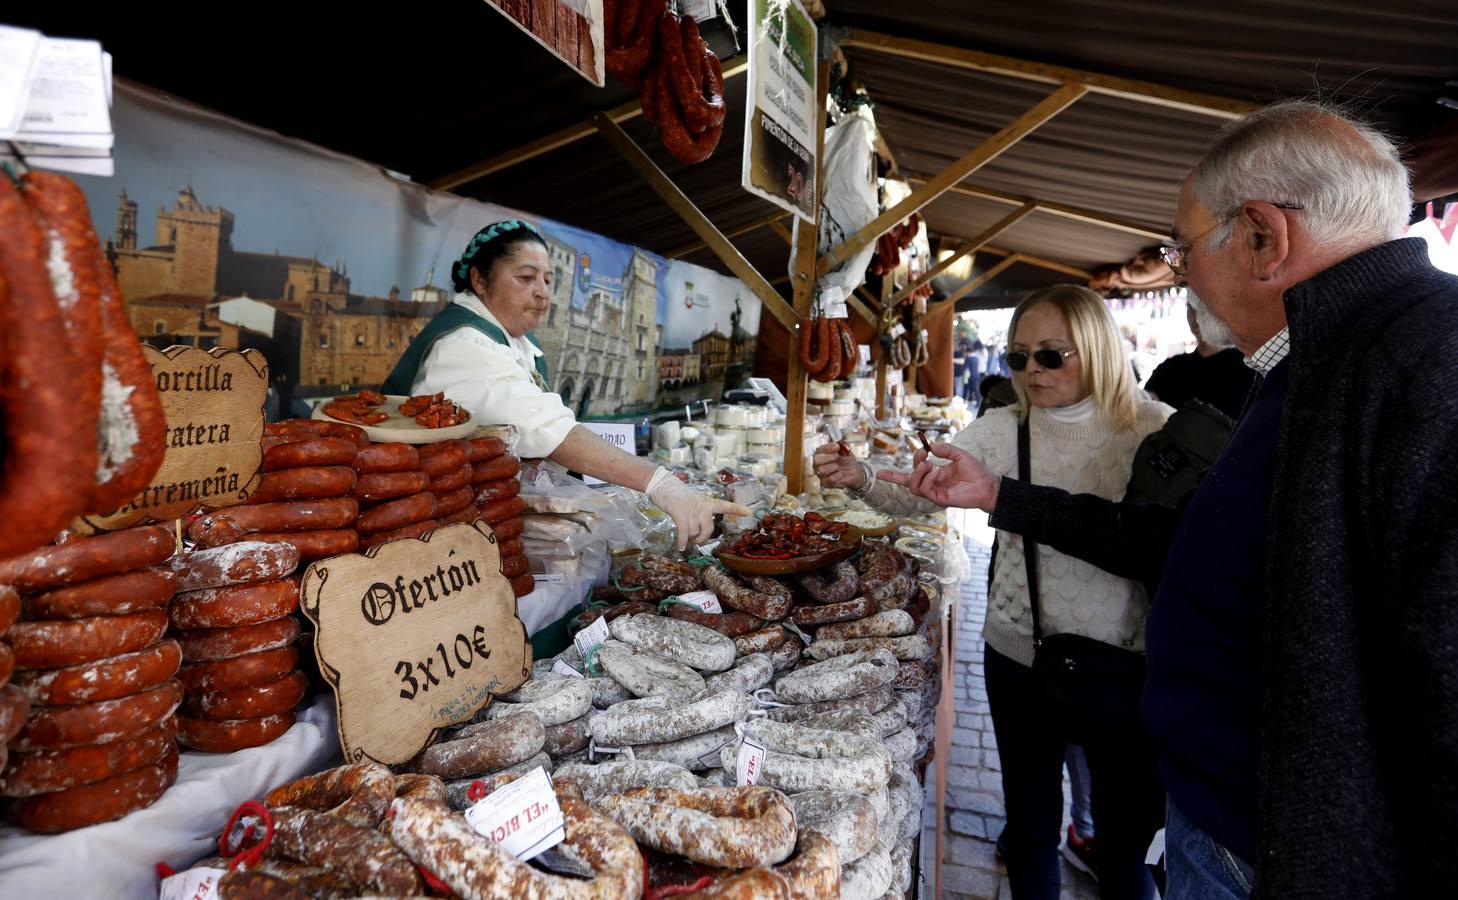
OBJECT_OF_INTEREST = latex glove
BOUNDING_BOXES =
[646,467,753,551]
[879,442,1000,512]
[811,442,867,490]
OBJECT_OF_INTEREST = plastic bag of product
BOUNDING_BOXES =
[790,106,880,309]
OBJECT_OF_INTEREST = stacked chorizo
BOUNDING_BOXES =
[0,525,183,832]
[166,540,307,752]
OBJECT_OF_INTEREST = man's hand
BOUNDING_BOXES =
[811,442,866,490]
[878,442,1000,511]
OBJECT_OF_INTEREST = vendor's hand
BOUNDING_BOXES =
[812,442,866,489]
[646,467,753,551]
[879,442,1000,511]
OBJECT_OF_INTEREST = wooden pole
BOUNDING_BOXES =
[666,211,787,259]
[784,60,831,496]
[816,84,1088,276]
[908,178,1171,241]
[430,60,750,190]
[943,254,1023,305]
[593,115,801,332]
[844,29,1257,119]
[875,276,892,419]
[888,201,1036,307]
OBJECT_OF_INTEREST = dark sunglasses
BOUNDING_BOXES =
[1006,348,1078,371]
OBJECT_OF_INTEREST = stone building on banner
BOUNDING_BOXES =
[532,233,660,418]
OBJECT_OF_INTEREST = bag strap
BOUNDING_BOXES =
[1018,416,1044,648]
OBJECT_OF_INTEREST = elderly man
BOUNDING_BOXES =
[880,101,1458,898]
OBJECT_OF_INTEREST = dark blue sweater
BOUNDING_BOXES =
[1143,360,1290,865]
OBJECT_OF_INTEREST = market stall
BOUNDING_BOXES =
[1,1,1454,898]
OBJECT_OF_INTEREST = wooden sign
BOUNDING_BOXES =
[72,346,267,534]
[299,521,532,766]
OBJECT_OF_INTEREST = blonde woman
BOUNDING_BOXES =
[815,285,1170,900]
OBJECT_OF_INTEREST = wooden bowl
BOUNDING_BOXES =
[714,526,864,576]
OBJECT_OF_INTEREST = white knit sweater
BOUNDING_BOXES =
[866,399,1172,666]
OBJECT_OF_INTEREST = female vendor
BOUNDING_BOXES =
[384,219,746,549]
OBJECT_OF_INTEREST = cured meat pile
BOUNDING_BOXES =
[324,390,469,429]
[171,534,939,896]
[606,0,727,164]
[0,527,182,832]
[0,172,167,560]
[167,541,306,753]
[723,511,850,560]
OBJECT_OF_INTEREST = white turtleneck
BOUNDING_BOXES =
[1042,395,1096,425]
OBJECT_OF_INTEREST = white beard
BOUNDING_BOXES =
[1188,292,1238,349]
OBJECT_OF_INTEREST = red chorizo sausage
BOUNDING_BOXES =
[189,497,360,547]
[417,441,467,478]
[471,454,521,484]
[355,470,430,503]
[0,525,173,593]
[460,437,507,464]
[0,176,91,555]
[263,436,359,471]
[429,463,473,494]
[354,442,421,474]
[356,493,437,534]
[249,466,357,503]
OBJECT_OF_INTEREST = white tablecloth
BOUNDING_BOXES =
[0,696,339,900]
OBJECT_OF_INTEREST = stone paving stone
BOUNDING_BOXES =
[940,523,1087,900]
[944,863,1000,898]
[949,811,988,838]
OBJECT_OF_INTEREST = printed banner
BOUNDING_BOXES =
[741,0,817,222]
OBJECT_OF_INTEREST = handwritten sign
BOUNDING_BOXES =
[73,346,266,534]
[464,767,565,861]
[299,521,531,766]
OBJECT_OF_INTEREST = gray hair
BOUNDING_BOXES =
[1191,100,1411,254]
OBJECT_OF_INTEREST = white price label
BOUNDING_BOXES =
[782,619,812,645]
[678,590,722,614]
[158,867,225,900]
[464,767,565,861]
[533,573,565,585]
[818,286,849,319]
[682,0,719,20]
[889,323,907,340]
[573,616,610,659]
[696,539,721,556]
[551,659,585,678]
[736,736,768,786]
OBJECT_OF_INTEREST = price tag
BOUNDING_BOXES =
[736,736,768,786]
[817,285,849,319]
[551,659,585,678]
[682,0,719,20]
[696,539,721,556]
[677,590,722,614]
[573,616,610,659]
[889,323,907,340]
[158,867,225,900]
[782,619,813,645]
[533,573,565,585]
[464,767,565,861]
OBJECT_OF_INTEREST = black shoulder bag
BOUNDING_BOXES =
[1020,417,1148,726]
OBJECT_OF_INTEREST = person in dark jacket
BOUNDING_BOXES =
[1145,301,1257,420]
[884,100,1457,900]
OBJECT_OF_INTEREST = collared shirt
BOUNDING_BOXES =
[412,292,576,458]
[1245,326,1291,376]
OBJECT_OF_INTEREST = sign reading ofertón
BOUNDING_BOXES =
[300,521,532,766]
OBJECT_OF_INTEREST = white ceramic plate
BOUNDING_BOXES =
[312,394,477,444]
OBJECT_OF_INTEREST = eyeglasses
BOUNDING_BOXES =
[1006,348,1078,371]
[1159,202,1304,276]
